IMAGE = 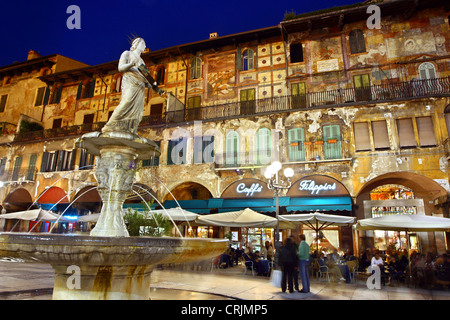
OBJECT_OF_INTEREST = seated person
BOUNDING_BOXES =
[318,253,344,282]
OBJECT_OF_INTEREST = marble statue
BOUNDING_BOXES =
[102,37,154,135]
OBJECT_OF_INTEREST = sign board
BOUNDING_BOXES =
[287,175,349,197]
[221,179,272,199]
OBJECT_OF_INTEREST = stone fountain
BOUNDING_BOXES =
[0,38,227,300]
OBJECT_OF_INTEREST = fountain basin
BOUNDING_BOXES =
[0,233,227,300]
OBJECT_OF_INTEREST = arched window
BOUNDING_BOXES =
[190,57,202,79]
[349,29,366,54]
[418,62,437,80]
[225,130,239,166]
[242,49,255,71]
[256,128,271,165]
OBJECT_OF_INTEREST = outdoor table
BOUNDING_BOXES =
[337,263,351,283]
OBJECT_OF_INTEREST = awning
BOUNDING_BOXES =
[286,196,352,212]
[355,214,450,232]
[278,212,355,227]
[0,209,70,222]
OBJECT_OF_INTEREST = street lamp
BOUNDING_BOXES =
[264,161,294,249]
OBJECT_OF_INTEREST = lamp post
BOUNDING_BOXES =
[264,161,294,249]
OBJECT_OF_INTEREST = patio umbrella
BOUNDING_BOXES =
[278,212,355,250]
[0,208,70,222]
[355,214,450,282]
[79,208,199,222]
[196,208,281,228]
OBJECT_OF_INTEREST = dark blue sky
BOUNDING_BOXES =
[0,0,362,67]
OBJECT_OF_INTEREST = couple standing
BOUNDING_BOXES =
[279,234,310,293]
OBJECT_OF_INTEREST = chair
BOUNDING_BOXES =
[210,255,220,272]
[243,253,255,276]
[318,265,330,282]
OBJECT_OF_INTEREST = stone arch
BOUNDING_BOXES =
[355,171,447,219]
[162,181,214,202]
[3,188,33,212]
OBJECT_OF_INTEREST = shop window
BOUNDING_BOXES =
[0,94,7,113]
[349,29,366,54]
[290,43,304,63]
[225,130,239,166]
[242,49,255,71]
[397,118,416,149]
[323,125,342,159]
[142,141,160,167]
[190,57,202,80]
[194,136,214,164]
[167,137,187,165]
[256,128,271,165]
[372,120,390,150]
[288,128,305,161]
[416,116,437,147]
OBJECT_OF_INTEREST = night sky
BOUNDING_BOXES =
[0,0,362,67]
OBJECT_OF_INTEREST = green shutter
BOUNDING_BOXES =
[288,128,305,161]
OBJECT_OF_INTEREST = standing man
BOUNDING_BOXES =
[298,234,310,293]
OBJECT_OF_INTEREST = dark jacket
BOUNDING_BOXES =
[279,241,299,267]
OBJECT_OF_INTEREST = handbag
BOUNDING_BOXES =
[270,269,282,288]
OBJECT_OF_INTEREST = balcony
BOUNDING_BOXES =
[11,77,450,143]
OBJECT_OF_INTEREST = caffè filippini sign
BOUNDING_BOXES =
[221,179,273,198]
[287,175,349,197]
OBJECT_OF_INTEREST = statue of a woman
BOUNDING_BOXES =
[102,37,152,135]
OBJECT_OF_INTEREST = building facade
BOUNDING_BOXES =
[0,0,449,253]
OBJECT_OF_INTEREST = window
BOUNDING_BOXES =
[242,49,255,71]
[418,62,437,80]
[349,29,366,54]
[240,88,256,115]
[0,158,6,177]
[444,105,450,139]
[323,125,342,159]
[41,150,76,172]
[353,74,371,101]
[354,122,371,151]
[190,57,202,79]
[156,67,165,85]
[288,128,305,161]
[26,154,37,180]
[194,136,214,164]
[82,80,95,99]
[397,118,416,149]
[142,141,161,167]
[372,120,390,150]
[291,82,306,108]
[50,85,63,104]
[0,95,7,113]
[52,118,62,129]
[35,87,46,106]
[78,149,95,170]
[290,43,304,63]
[416,116,436,147]
[225,131,239,166]
[256,128,271,165]
[11,156,22,181]
[187,96,201,121]
[150,103,163,121]
[168,137,187,165]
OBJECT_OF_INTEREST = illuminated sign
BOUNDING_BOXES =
[298,180,337,195]
[236,183,263,197]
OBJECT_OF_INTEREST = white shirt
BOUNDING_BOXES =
[371,256,384,267]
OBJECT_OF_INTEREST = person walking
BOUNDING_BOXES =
[298,234,310,293]
[278,237,299,293]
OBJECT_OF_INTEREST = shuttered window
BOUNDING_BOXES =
[416,116,436,147]
[0,95,7,113]
[190,57,202,79]
[257,128,271,165]
[354,122,371,151]
[242,49,255,71]
[397,118,416,149]
[323,125,342,159]
[372,120,390,150]
[225,131,239,166]
[11,156,22,181]
[349,29,366,54]
[35,87,46,106]
[288,128,305,161]
[168,137,187,165]
[26,154,37,180]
